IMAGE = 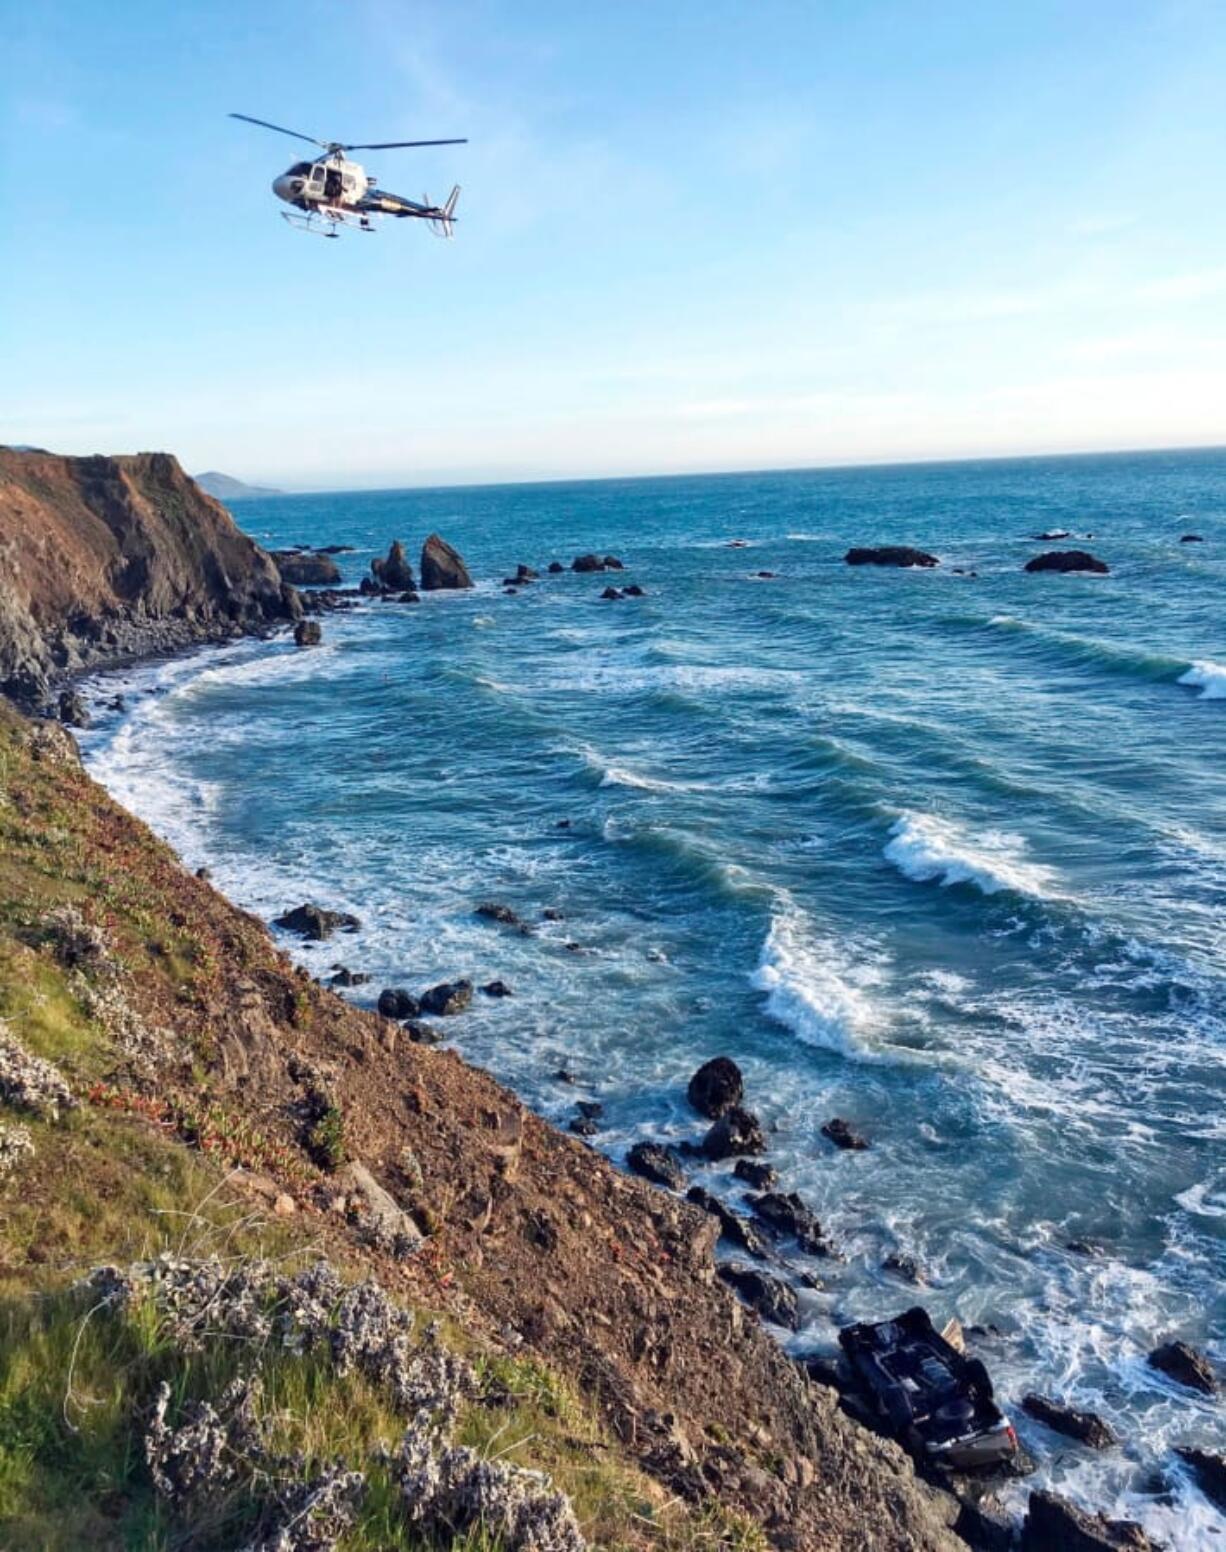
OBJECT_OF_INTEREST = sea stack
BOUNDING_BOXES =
[420,534,473,590]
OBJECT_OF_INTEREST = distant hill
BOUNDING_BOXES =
[194,470,283,500]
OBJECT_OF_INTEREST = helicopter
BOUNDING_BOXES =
[229,112,466,238]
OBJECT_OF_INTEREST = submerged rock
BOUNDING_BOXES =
[418,979,474,1017]
[420,534,473,590]
[1021,1394,1116,1449]
[1033,529,1072,541]
[480,979,513,998]
[685,1185,769,1258]
[700,1105,766,1160]
[717,1264,801,1330]
[626,1141,687,1191]
[686,1056,744,1119]
[1024,550,1109,574]
[882,1253,924,1285]
[600,586,623,600]
[274,903,360,941]
[475,902,533,934]
[822,1117,869,1151]
[845,546,939,568]
[1180,533,1204,543]
[547,560,564,573]
[571,554,606,573]
[1148,1339,1217,1394]
[1020,1490,1157,1551]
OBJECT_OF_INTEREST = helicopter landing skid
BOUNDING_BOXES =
[280,207,377,238]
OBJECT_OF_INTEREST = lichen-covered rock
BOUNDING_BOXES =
[0,1024,76,1118]
[0,1121,34,1180]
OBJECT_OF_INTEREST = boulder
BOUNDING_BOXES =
[547,561,564,573]
[603,555,625,570]
[622,583,645,596]
[1020,1491,1157,1551]
[420,533,473,590]
[273,550,342,586]
[274,903,360,940]
[717,1264,801,1330]
[395,591,420,604]
[745,1190,829,1255]
[1180,533,1204,543]
[371,540,416,591]
[418,979,473,1016]
[882,1253,924,1285]
[576,1100,603,1120]
[733,1158,779,1190]
[600,587,623,600]
[336,1161,423,1257]
[845,546,939,568]
[293,619,322,647]
[685,1185,769,1258]
[626,1141,687,1191]
[822,1116,869,1151]
[403,1020,444,1045]
[1148,1339,1217,1394]
[515,564,539,581]
[1024,550,1109,574]
[377,987,420,1019]
[1176,1447,1226,1513]
[701,1105,766,1160]
[57,689,89,728]
[480,979,513,998]
[687,1056,744,1119]
[572,554,605,573]
[1021,1394,1116,1449]
[570,1117,600,1138]
[329,967,368,987]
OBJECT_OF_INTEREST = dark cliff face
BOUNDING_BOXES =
[0,448,298,703]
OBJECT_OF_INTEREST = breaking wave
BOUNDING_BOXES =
[751,903,886,1061]
[884,811,1059,898]
[1178,660,1226,700]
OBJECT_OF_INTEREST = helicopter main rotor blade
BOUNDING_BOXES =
[341,138,468,150]
[229,113,325,147]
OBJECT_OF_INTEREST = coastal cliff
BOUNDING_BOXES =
[0,448,297,704]
[0,453,966,1548]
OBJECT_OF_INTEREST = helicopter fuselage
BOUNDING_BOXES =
[273,155,368,212]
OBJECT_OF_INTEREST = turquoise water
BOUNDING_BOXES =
[83,450,1225,1541]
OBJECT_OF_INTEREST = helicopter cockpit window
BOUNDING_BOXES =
[288,162,312,177]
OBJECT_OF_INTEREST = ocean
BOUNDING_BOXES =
[79,449,1225,1543]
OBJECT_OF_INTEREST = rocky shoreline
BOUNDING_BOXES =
[2,450,1219,1549]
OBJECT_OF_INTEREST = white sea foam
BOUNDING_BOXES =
[751,903,886,1061]
[1178,659,1226,699]
[884,811,1059,898]
[600,763,691,794]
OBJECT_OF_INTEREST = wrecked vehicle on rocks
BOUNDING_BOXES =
[838,1306,1018,1472]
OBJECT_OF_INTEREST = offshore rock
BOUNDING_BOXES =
[274,903,360,941]
[1176,1447,1226,1513]
[701,1105,766,1160]
[377,987,420,1020]
[745,1191,830,1256]
[718,1264,802,1331]
[571,554,606,573]
[845,546,940,568]
[734,1158,779,1190]
[273,550,341,586]
[371,540,415,592]
[418,979,474,1016]
[687,1056,744,1119]
[1148,1338,1217,1394]
[1020,1490,1158,1551]
[420,534,473,590]
[822,1117,869,1151]
[1021,1394,1117,1449]
[293,619,322,647]
[1024,550,1109,574]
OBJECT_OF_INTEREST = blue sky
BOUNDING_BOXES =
[3,0,1225,487]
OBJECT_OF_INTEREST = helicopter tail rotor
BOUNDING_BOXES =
[429,185,460,238]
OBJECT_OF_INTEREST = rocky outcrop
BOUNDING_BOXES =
[420,534,473,591]
[626,1141,687,1191]
[845,547,939,568]
[0,448,298,705]
[293,620,322,648]
[371,540,416,592]
[700,1105,766,1160]
[1177,1447,1226,1512]
[1020,1490,1157,1551]
[687,1056,743,1119]
[272,550,341,586]
[1021,1394,1116,1448]
[1024,550,1109,574]
[1148,1338,1217,1394]
[822,1116,869,1150]
[273,903,360,941]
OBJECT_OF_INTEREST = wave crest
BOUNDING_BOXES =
[751,904,884,1060]
[884,812,1058,898]
[1178,660,1226,700]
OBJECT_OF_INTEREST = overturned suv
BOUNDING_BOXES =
[838,1307,1018,1471]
